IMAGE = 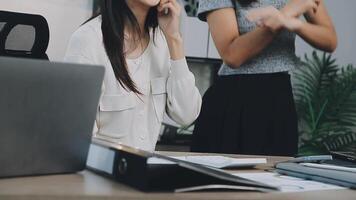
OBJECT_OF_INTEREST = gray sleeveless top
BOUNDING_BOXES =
[198,0,302,75]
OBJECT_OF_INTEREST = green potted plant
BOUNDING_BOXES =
[292,51,356,155]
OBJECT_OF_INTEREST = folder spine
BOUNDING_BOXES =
[112,150,149,191]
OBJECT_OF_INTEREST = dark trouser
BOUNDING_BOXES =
[191,72,299,156]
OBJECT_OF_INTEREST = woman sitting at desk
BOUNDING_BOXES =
[64,0,202,151]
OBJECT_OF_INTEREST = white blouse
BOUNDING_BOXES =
[64,17,202,151]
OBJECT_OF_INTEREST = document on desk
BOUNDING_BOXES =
[147,156,267,169]
[234,172,345,193]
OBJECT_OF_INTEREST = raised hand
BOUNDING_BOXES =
[157,0,182,40]
[247,6,303,33]
[282,0,321,18]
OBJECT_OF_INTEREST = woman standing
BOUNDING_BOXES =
[192,0,337,156]
[64,0,201,151]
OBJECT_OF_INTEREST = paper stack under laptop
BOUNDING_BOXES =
[147,156,267,169]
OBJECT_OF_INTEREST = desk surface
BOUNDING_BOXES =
[0,152,355,200]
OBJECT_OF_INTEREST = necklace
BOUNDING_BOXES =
[125,35,149,74]
[127,50,145,76]
[131,55,143,66]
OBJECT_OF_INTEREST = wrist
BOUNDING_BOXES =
[293,20,304,32]
[165,32,183,44]
[165,33,184,60]
[270,14,287,34]
[281,5,301,18]
[286,17,304,32]
[281,7,294,18]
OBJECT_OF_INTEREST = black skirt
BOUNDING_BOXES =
[191,72,298,156]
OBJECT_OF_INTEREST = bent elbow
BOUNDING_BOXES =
[180,100,202,127]
[168,92,202,127]
[323,41,337,53]
[174,112,199,128]
[328,38,338,53]
[325,32,338,53]
[221,51,242,69]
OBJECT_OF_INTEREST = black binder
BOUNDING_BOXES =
[86,139,278,192]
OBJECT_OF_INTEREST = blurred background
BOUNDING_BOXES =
[1,0,355,154]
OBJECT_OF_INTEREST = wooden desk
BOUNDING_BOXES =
[0,153,355,200]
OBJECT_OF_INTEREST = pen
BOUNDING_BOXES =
[300,163,356,173]
[275,155,333,166]
[287,155,333,163]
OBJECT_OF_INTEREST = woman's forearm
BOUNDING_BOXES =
[290,0,338,52]
[223,6,296,68]
[245,2,337,54]
[222,27,276,68]
[294,21,337,52]
[166,34,185,60]
[207,7,280,68]
[158,0,186,61]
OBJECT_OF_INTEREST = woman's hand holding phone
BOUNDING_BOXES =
[157,0,184,60]
[157,0,182,40]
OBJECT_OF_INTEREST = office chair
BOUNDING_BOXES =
[0,10,50,60]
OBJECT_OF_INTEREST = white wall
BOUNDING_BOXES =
[1,0,355,65]
[0,0,93,61]
[296,0,356,66]
[182,0,356,65]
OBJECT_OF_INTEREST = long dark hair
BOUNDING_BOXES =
[100,0,158,94]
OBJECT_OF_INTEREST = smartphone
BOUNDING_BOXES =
[164,8,169,15]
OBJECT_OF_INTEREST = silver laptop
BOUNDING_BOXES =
[0,57,104,178]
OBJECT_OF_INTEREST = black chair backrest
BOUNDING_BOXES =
[0,10,50,60]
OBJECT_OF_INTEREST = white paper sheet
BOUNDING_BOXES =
[147,156,266,169]
[234,172,345,193]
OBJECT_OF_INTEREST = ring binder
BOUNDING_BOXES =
[86,139,279,192]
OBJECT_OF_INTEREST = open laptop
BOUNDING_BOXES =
[0,57,104,178]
